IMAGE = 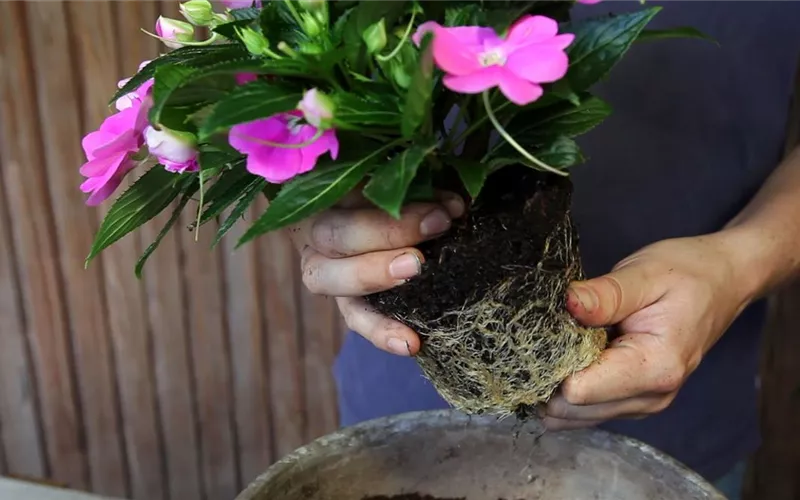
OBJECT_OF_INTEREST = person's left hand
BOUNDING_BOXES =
[544,232,757,430]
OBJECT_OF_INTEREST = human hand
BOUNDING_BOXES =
[544,232,757,430]
[288,191,465,356]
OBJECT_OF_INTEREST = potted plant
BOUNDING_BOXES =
[82,0,700,418]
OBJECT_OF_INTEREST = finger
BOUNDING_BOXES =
[293,202,462,258]
[337,296,421,356]
[546,393,675,421]
[542,417,604,431]
[301,246,424,296]
[558,334,686,405]
[566,261,661,327]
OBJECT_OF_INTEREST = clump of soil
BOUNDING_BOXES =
[365,166,606,417]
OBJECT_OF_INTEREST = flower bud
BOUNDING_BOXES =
[300,12,322,37]
[236,26,270,56]
[155,16,195,49]
[144,126,198,172]
[297,88,335,129]
[362,18,387,54]
[180,0,215,26]
[298,0,325,11]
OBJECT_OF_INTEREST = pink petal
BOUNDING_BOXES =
[247,147,303,184]
[497,70,543,105]
[505,16,559,47]
[412,21,440,46]
[299,128,338,167]
[235,72,258,85]
[432,27,489,76]
[505,45,570,83]
[442,67,503,94]
[229,117,289,156]
[80,153,137,206]
[80,154,118,177]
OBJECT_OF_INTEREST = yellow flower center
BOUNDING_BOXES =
[479,49,506,67]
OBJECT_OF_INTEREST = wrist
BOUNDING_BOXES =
[714,222,799,304]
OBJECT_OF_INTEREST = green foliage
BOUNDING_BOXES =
[86,0,700,272]
[86,167,196,267]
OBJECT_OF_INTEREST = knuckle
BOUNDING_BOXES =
[301,260,325,295]
[653,356,686,394]
[354,258,387,295]
[311,214,347,256]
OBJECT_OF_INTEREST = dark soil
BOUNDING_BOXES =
[365,164,573,335]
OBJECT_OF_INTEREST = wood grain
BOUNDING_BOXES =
[257,204,306,458]
[0,43,46,479]
[0,1,86,490]
[220,207,274,487]
[180,210,239,500]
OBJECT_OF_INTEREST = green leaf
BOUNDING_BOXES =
[333,92,402,129]
[444,4,481,26]
[508,95,611,143]
[355,1,407,32]
[404,166,434,202]
[636,26,718,45]
[450,158,490,199]
[401,33,434,138]
[213,19,258,40]
[229,7,261,21]
[535,136,585,169]
[149,65,199,126]
[259,1,310,49]
[565,7,661,91]
[237,144,394,243]
[111,44,248,104]
[363,143,434,218]
[200,169,258,224]
[212,177,267,246]
[135,177,199,278]
[86,167,190,266]
[198,81,301,139]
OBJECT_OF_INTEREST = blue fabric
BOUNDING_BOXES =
[714,460,747,500]
[333,0,800,485]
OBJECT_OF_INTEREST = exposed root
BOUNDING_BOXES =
[394,214,606,417]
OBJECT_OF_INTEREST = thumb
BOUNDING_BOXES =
[566,263,654,327]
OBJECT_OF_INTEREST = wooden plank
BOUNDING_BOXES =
[180,210,239,500]
[0,41,47,479]
[221,208,273,487]
[256,201,306,458]
[0,1,87,490]
[299,288,340,440]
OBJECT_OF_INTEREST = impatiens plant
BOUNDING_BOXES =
[82,0,703,418]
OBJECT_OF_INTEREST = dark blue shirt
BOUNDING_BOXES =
[333,1,800,481]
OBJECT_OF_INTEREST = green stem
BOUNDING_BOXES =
[375,10,417,63]
[481,90,566,177]
[141,29,221,47]
[451,99,510,146]
[284,0,304,27]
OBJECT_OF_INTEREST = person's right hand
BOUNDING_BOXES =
[288,191,465,356]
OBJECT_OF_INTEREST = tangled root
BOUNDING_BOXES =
[397,215,606,418]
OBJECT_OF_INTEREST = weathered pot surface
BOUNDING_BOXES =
[236,409,726,500]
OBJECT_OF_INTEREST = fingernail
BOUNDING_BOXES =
[420,209,451,237]
[387,338,411,356]
[389,253,421,280]
[441,194,465,218]
[569,285,597,313]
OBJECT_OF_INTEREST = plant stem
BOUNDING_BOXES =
[376,9,417,62]
[481,90,566,177]
[284,0,304,27]
[195,169,206,242]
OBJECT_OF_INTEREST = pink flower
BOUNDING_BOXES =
[80,70,153,205]
[155,16,195,49]
[144,126,199,173]
[222,0,262,9]
[416,16,574,106]
[235,72,258,85]
[228,111,339,183]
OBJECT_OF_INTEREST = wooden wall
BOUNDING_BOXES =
[1,2,799,500]
[0,2,343,499]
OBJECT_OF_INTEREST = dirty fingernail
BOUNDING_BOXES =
[420,209,451,237]
[569,285,597,313]
[389,253,421,280]
[387,337,411,356]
